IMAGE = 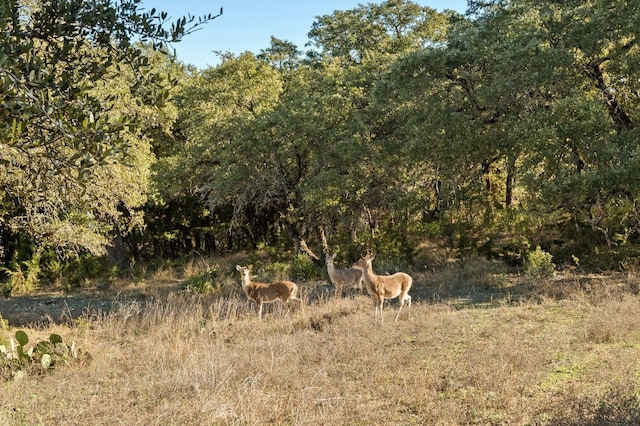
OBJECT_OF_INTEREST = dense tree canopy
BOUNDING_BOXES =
[0,0,219,287]
[3,0,640,291]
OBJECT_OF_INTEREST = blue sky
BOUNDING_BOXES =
[142,1,469,69]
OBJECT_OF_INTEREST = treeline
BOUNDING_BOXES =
[2,0,640,291]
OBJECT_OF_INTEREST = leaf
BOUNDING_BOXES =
[15,330,29,346]
[49,334,63,344]
[35,341,51,353]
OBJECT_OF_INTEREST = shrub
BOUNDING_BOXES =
[62,255,116,289]
[290,254,321,280]
[526,246,555,278]
[182,267,221,294]
[1,251,42,295]
[264,262,290,280]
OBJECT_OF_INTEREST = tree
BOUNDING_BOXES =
[258,37,302,72]
[303,1,453,256]
[381,0,640,262]
[166,53,284,250]
[308,0,447,60]
[0,0,220,268]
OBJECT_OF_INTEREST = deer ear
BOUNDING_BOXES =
[248,264,253,270]
[236,265,242,271]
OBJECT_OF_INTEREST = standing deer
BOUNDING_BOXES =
[236,265,300,320]
[352,253,412,323]
[325,253,364,297]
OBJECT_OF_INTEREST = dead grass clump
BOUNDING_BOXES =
[305,295,362,332]
[539,382,640,425]
[525,271,640,304]
[419,256,511,303]
[583,294,640,344]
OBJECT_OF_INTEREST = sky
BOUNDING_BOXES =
[141,0,469,69]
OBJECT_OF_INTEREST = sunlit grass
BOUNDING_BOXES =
[2,259,640,424]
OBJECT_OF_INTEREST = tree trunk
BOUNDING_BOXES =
[584,61,633,132]
[106,231,129,269]
[505,157,516,207]
[318,225,329,254]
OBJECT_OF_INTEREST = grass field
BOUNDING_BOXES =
[2,259,640,425]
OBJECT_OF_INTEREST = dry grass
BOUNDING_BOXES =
[3,263,640,425]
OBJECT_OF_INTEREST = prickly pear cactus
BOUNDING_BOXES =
[1,330,81,381]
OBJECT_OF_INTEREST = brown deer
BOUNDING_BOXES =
[352,253,412,323]
[325,253,364,297]
[236,265,300,320]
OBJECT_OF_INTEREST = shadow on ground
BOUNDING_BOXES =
[0,289,132,327]
[1,271,637,327]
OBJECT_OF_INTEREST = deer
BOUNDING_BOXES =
[325,253,364,297]
[352,253,412,324]
[236,264,300,320]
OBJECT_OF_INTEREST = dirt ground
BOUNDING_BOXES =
[0,279,182,327]
[0,290,123,327]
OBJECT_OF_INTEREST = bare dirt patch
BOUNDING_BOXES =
[1,290,122,326]
[0,277,184,327]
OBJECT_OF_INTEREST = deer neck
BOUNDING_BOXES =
[361,262,376,284]
[240,275,252,290]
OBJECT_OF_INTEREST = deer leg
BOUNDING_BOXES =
[394,294,411,322]
[372,296,380,323]
[394,300,404,323]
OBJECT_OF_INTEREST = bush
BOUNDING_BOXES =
[264,262,290,280]
[62,255,116,289]
[290,254,321,281]
[526,246,555,278]
[182,267,221,294]
[1,251,42,295]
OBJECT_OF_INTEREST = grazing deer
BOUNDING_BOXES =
[325,253,364,297]
[352,253,412,324]
[236,265,300,320]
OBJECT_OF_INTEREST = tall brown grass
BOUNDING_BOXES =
[2,262,640,425]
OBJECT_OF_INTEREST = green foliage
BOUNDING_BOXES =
[264,262,290,281]
[4,0,640,277]
[150,0,639,269]
[526,246,556,278]
[308,0,448,58]
[0,249,123,295]
[0,330,80,381]
[290,254,322,281]
[0,0,219,262]
[182,267,221,294]
[256,238,296,264]
[62,255,116,289]
[1,249,42,295]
